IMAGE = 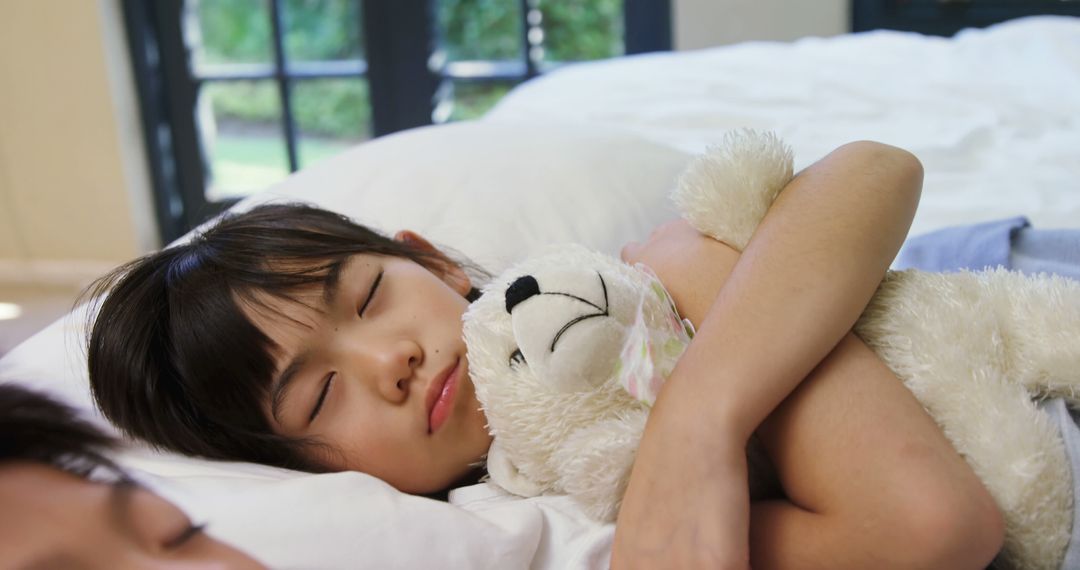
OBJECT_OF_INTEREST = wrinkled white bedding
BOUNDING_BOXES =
[487,16,1080,237]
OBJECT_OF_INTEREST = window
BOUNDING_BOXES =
[191,0,369,200]
[122,0,671,242]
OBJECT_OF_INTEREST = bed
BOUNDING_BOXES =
[2,15,1078,569]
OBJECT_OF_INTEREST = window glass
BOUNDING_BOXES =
[199,81,290,199]
[293,78,372,168]
[434,81,515,123]
[541,0,624,62]
[437,0,522,61]
[188,0,274,72]
[133,0,654,238]
[283,0,365,62]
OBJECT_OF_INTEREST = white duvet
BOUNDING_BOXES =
[488,16,1080,237]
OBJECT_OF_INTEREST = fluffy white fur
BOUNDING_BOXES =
[463,245,660,520]
[857,269,1079,569]
[462,130,1079,569]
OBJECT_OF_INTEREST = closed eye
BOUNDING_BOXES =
[309,373,335,422]
[164,523,206,550]
[509,349,526,367]
[359,270,383,317]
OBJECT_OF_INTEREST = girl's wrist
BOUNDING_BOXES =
[651,370,758,446]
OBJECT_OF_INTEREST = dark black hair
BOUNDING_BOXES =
[84,203,483,471]
[0,383,119,478]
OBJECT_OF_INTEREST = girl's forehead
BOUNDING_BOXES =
[237,253,417,358]
[232,285,328,372]
[236,252,376,323]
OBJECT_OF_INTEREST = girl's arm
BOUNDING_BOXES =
[750,332,1004,569]
[617,236,1005,567]
[613,141,929,569]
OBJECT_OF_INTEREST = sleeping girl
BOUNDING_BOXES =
[85,141,1005,569]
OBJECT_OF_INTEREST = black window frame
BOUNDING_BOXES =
[122,0,671,243]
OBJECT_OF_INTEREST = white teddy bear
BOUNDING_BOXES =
[461,131,1080,570]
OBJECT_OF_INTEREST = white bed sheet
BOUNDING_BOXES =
[487,16,1080,238]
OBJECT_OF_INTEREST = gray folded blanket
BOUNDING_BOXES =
[895,216,1080,281]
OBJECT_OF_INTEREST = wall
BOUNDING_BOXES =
[0,0,156,287]
[674,0,849,50]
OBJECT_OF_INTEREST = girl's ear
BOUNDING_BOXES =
[394,230,472,295]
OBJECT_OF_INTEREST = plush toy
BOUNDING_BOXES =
[461,131,1080,570]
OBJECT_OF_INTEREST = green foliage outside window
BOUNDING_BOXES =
[437,0,522,61]
[195,0,621,139]
[437,0,622,62]
[541,0,623,62]
[195,0,362,64]
[206,81,370,140]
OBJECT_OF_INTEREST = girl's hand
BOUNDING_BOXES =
[621,219,702,266]
[621,219,741,323]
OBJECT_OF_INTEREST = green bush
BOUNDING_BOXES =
[437,0,623,62]
[447,82,514,121]
[542,0,623,61]
[437,0,522,61]
[205,80,369,139]
[204,82,278,121]
[195,0,273,64]
[282,0,363,61]
[197,0,622,136]
[292,79,370,138]
[195,0,362,63]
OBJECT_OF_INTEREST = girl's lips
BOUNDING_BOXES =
[427,358,460,433]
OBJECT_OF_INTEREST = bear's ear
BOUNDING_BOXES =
[486,439,544,498]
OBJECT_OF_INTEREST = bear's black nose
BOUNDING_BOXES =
[505,275,540,313]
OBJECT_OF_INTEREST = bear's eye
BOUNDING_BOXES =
[508,348,526,367]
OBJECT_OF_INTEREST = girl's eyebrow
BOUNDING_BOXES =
[321,260,346,306]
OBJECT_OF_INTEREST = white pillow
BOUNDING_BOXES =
[237,119,690,273]
[0,120,689,569]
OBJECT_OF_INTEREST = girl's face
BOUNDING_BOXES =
[247,234,492,494]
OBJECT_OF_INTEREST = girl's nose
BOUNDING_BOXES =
[371,339,422,402]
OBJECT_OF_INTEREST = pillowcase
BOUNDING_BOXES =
[0,120,689,569]
[237,119,691,274]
